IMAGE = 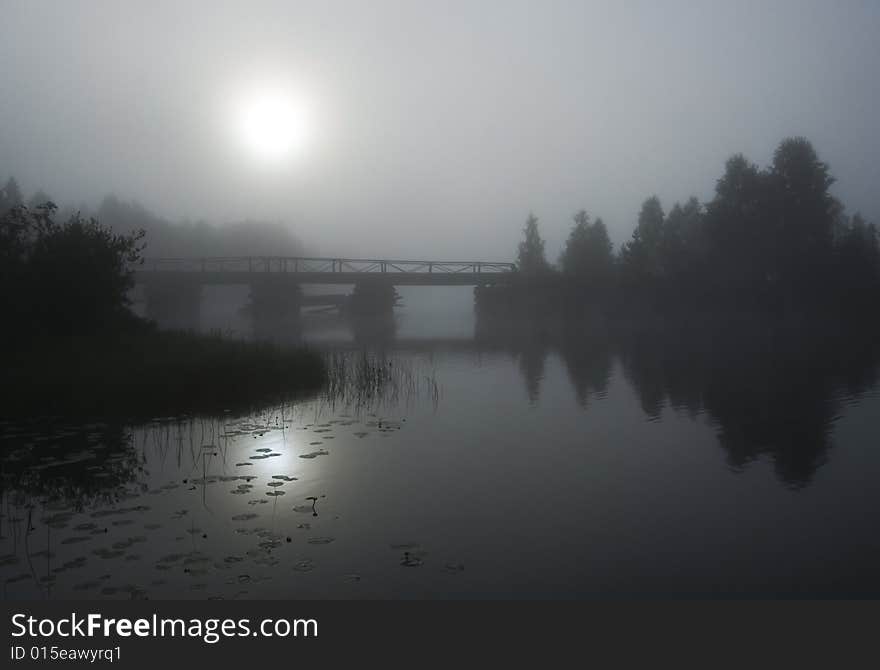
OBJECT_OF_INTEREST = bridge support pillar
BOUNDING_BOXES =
[247,278,303,339]
[347,280,399,317]
[145,280,201,330]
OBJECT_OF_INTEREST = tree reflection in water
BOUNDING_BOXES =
[479,314,880,488]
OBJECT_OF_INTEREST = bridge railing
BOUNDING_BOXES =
[139,256,517,275]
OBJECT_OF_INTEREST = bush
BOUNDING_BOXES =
[0,203,145,338]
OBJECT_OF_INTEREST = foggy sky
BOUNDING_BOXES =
[2,0,879,261]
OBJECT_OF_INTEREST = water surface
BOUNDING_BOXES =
[3,289,880,598]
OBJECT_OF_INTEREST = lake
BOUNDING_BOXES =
[3,286,880,598]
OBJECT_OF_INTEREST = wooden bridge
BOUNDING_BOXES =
[135,256,517,286]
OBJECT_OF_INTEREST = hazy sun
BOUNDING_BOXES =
[237,87,310,162]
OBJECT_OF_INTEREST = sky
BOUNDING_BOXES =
[1,0,879,260]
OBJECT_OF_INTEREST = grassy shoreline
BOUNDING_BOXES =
[1,327,325,419]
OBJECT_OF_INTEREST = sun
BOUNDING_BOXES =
[237,87,310,162]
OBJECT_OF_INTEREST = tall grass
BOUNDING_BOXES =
[321,350,439,414]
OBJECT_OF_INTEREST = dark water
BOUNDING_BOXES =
[3,288,880,598]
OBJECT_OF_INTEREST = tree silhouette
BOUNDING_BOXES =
[765,138,836,296]
[620,196,666,284]
[559,209,614,285]
[0,203,145,337]
[517,212,551,276]
[703,154,772,300]
[1,177,23,212]
[661,197,705,283]
[834,212,880,306]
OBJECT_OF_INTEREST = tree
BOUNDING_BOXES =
[517,212,550,276]
[834,212,880,301]
[767,137,837,292]
[1,177,23,212]
[704,154,771,295]
[0,203,46,327]
[662,197,705,283]
[559,209,613,284]
[589,218,613,274]
[620,196,666,282]
[0,203,145,337]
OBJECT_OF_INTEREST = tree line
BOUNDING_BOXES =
[0,180,306,259]
[0,179,309,338]
[515,137,879,313]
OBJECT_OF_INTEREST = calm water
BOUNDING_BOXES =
[3,287,880,598]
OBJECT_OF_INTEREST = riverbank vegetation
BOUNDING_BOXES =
[3,328,324,418]
[0,200,324,419]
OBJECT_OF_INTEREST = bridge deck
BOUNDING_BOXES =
[135,256,517,286]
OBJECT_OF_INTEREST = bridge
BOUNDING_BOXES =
[133,256,518,329]
[135,256,517,286]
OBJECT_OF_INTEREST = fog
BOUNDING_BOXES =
[2,0,879,260]
[7,2,880,605]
